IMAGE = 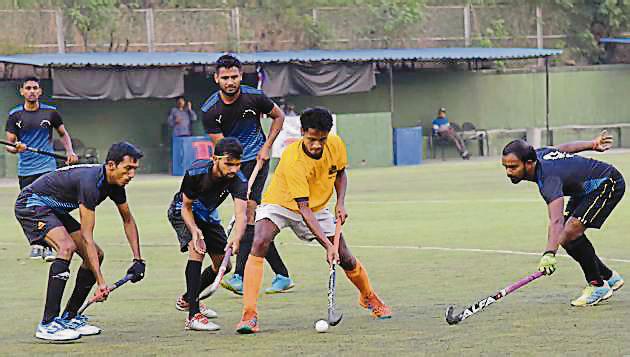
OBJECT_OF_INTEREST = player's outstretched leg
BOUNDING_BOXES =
[35,228,81,341]
[563,234,612,306]
[182,243,220,331]
[236,219,278,334]
[264,242,294,294]
[337,235,392,319]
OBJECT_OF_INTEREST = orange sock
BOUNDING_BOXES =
[242,255,264,319]
[344,259,374,299]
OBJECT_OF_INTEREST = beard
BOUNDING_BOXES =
[508,176,522,184]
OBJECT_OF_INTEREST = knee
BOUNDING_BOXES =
[56,239,77,257]
[338,245,356,270]
[564,220,585,241]
[251,236,271,257]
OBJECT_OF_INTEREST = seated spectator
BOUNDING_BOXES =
[432,107,470,160]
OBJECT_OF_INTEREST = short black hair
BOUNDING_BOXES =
[214,137,243,159]
[216,54,242,72]
[106,141,144,165]
[300,107,333,132]
[21,76,40,87]
[175,95,185,101]
[502,139,536,163]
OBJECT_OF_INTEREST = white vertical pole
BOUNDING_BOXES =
[55,10,65,53]
[536,5,543,66]
[464,4,471,47]
[234,7,240,52]
[145,8,155,52]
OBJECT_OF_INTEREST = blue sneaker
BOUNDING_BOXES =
[221,274,243,296]
[607,271,624,291]
[265,274,295,294]
[29,245,43,260]
[570,281,613,307]
[60,312,101,336]
[35,317,81,341]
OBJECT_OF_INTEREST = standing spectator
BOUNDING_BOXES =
[432,107,470,160]
[168,96,197,137]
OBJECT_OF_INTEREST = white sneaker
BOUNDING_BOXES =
[60,313,101,336]
[29,245,43,260]
[35,318,81,341]
[185,313,221,331]
[43,247,56,262]
[176,295,218,318]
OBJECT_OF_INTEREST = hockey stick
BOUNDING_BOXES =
[327,220,343,326]
[445,271,544,325]
[198,247,233,300]
[1,139,69,161]
[77,273,134,314]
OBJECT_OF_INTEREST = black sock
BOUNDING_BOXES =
[266,241,289,277]
[564,235,603,286]
[43,258,70,324]
[185,260,202,318]
[199,265,217,292]
[235,225,255,276]
[63,267,96,319]
[595,255,613,280]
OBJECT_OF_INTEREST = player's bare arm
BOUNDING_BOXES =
[208,132,224,144]
[334,169,348,224]
[79,204,109,299]
[5,131,25,153]
[556,130,613,154]
[227,197,247,254]
[545,197,565,253]
[181,193,205,255]
[55,124,79,164]
[116,202,142,260]
[257,104,285,162]
[296,199,338,264]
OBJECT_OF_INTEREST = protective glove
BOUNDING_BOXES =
[538,251,557,275]
[127,259,146,283]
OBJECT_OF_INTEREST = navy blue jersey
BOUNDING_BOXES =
[5,104,63,176]
[24,164,126,211]
[535,147,622,204]
[173,160,247,222]
[201,86,275,162]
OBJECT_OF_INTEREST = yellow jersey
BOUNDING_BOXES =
[263,134,348,212]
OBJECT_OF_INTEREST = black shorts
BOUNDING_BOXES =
[15,189,81,247]
[18,172,47,190]
[566,176,625,229]
[240,159,270,204]
[167,202,227,254]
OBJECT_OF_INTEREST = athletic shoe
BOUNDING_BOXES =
[461,151,471,160]
[60,312,101,336]
[359,292,392,319]
[221,274,243,295]
[175,295,218,319]
[29,245,43,260]
[570,281,613,307]
[35,317,81,341]
[236,314,259,334]
[607,271,624,291]
[265,274,295,294]
[42,247,55,262]
[185,313,220,331]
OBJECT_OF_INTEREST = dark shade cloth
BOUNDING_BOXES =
[261,63,375,97]
[52,68,184,100]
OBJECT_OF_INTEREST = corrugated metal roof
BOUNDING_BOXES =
[0,48,561,67]
[600,37,630,44]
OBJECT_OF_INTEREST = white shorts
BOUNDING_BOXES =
[255,204,336,241]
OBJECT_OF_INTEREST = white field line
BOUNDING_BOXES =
[2,240,628,264]
[346,198,540,204]
[289,242,630,264]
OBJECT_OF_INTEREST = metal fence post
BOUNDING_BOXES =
[55,9,65,53]
[464,4,471,47]
[536,5,543,66]
[231,7,240,52]
[145,8,155,52]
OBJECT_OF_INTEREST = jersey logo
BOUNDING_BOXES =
[542,151,574,161]
[216,115,222,124]
[37,221,46,230]
[243,109,257,119]
[16,120,22,129]
[40,119,51,128]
